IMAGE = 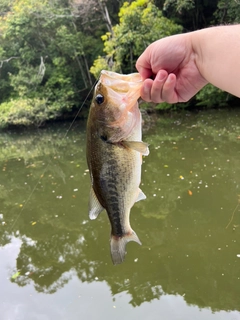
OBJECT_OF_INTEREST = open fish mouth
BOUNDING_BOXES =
[99,70,143,109]
[100,70,142,87]
[95,70,144,133]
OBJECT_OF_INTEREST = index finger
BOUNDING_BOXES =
[136,51,154,80]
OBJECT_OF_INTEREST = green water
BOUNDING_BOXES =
[1,109,240,320]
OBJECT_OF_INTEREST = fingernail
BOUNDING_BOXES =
[157,71,167,81]
[143,83,149,95]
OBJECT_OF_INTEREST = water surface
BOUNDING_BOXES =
[1,109,240,320]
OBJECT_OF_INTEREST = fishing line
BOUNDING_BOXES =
[63,80,97,139]
[9,79,98,232]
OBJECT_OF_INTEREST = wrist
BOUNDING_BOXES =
[189,29,209,87]
[190,30,204,78]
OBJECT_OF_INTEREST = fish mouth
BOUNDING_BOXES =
[93,70,143,142]
[100,70,142,88]
[99,70,143,111]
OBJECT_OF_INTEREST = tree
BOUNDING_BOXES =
[90,0,182,78]
[0,0,106,126]
[214,0,240,24]
[162,0,218,31]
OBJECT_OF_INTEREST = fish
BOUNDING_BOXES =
[86,70,149,265]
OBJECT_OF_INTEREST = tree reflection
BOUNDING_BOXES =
[1,111,240,312]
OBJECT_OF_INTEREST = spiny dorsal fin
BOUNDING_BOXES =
[89,187,104,220]
[121,140,149,156]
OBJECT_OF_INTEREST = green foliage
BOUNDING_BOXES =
[195,84,232,108]
[0,98,61,128]
[163,0,195,13]
[90,56,112,80]
[91,0,182,76]
[163,0,218,30]
[214,0,240,24]
[0,0,100,125]
[9,64,43,97]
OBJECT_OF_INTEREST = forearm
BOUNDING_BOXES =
[191,25,240,97]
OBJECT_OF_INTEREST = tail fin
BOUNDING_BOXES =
[110,231,141,265]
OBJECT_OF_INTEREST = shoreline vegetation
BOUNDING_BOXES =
[0,0,239,129]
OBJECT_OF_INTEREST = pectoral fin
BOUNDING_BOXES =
[89,187,104,220]
[121,141,149,156]
[135,188,146,202]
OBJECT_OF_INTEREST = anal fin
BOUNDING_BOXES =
[135,188,146,202]
[89,187,104,220]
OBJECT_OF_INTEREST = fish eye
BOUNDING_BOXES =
[95,94,104,105]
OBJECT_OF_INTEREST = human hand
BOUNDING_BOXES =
[136,33,208,104]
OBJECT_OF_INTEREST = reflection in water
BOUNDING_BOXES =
[0,110,240,317]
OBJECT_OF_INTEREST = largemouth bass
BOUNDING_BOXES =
[86,70,149,265]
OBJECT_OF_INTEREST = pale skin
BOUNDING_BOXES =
[136,25,240,104]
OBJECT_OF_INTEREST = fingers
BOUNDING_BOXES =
[140,78,153,102]
[140,70,178,104]
[151,70,168,102]
[137,66,153,80]
[136,47,153,80]
[161,73,178,103]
